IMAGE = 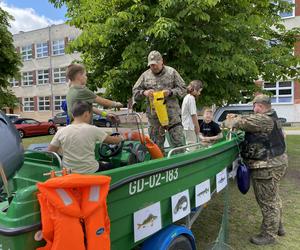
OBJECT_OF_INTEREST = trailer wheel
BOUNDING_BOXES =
[167,235,193,250]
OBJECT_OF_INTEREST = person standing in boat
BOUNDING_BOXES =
[181,80,203,146]
[199,108,223,146]
[132,50,187,153]
[226,94,287,245]
[66,63,123,123]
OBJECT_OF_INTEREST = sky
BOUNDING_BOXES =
[0,0,67,34]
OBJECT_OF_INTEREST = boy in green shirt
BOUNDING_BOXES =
[66,64,122,122]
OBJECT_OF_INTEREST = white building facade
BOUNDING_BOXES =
[9,23,81,121]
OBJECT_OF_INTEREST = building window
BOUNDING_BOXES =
[9,78,18,87]
[23,97,34,112]
[37,69,49,85]
[38,96,50,111]
[263,81,293,104]
[21,45,32,61]
[36,42,48,58]
[279,0,295,19]
[53,67,66,83]
[22,72,34,86]
[54,95,66,111]
[52,40,65,55]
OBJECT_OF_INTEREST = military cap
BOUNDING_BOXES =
[253,94,271,105]
[147,51,163,66]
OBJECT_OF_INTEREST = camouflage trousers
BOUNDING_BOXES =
[149,119,184,153]
[251,164,287,238]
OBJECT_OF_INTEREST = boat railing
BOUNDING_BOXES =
[167,142,206,158]
[25,150,62,169]
[114,112,147,146]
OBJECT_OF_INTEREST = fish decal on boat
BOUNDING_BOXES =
[218,176,226,184]
[197,188,209,196]
[137,214,158,229]
[173,195,188,214]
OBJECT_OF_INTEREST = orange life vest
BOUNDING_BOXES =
[122,131,163,159]
[36,174,111,250]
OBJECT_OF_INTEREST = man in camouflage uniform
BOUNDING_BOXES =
[132,51,186,152]
[226,94,287,245]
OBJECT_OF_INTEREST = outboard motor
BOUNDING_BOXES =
[0,111,24,185]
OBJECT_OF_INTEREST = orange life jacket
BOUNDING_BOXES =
[122,131,163,159]
[36,174,111,250]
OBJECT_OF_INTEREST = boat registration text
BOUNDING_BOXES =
[129,168,179,195]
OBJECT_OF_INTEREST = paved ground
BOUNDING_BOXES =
[284,129,300,135]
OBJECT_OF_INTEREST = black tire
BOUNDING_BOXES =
[48,127,56,135]
[18,129,25,138]
[105,121,111,127]
[48,120,54,124]
[167,235,193,250]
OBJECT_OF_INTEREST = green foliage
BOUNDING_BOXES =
[0,8,21,109]
[50,0,300,106]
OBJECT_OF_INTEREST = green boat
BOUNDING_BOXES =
[0,113,241,250]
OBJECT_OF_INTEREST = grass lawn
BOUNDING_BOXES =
[192,135,300,249]
[21,134,300,249]
[22,135,54,149]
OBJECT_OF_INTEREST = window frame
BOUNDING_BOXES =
[53,67,66,84]
[52,40,65,56]
[36,42,49,58]
[263,80,294,104]
[21,45,33,61]
[23,97,34,112]
[38,96,51,111]
[9,78,18,87]
[54,95,66,111]
[279,0,295,19]
[37,69,49,85]
[22,72,34,86]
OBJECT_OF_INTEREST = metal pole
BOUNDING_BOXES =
[48,25,54,117]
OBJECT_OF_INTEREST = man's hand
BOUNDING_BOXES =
[226,113,237,120]
[143,89,154,97]
[163,89,172,97]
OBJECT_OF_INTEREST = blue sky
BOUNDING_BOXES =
[5,0,67,20]
[0,0,67,34]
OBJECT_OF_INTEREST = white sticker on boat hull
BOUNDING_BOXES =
[171,190,191,222]
[216,168,228,193]
[195,179,211,207]
[133,202,162,242]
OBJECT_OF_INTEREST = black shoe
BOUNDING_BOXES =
[278,223,286,236]
[250,233,275,245]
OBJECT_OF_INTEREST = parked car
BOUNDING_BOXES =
[92,114,120,128]
[48,112,67,126]
[213,105,287,125]
[5,114,21,123]
[14,118,57,138]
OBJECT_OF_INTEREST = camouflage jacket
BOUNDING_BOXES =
[232,111,287,169]
[132,66,186,125]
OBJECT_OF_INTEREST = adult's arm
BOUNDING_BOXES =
[170,70,187,98]
[231,114,274,133]
[132,74,146,102]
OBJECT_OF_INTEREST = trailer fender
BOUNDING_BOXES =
[141,224,196,250]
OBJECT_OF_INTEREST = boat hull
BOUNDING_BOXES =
[0,139,239,250]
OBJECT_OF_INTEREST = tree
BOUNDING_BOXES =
[0,8,21,109]
[50,0,300,106]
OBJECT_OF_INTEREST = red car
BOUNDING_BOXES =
[14,118,57,138]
